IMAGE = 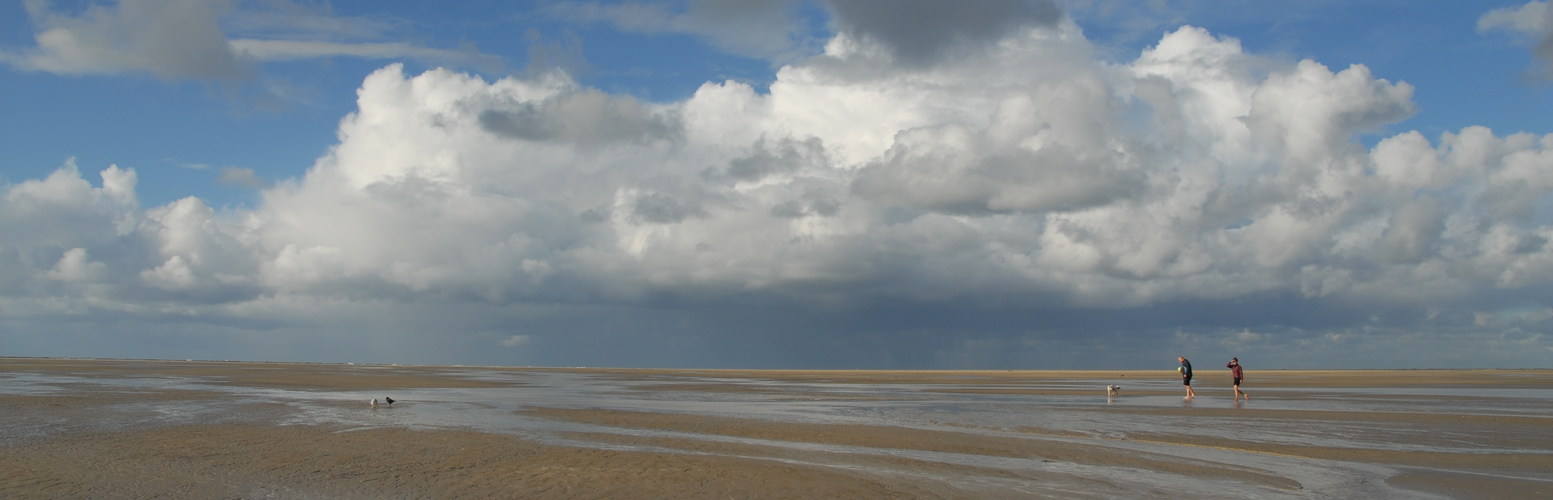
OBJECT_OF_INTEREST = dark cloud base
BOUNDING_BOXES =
[7,287,1548,370]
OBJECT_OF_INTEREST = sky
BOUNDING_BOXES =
[2,0,1552,369]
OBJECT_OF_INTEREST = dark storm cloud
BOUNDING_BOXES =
[770,190,841,218]
[478,89,682,146]
[827,0,1062,65]
[851,137,1145,214]
[722,136,828,182]
[633,193,707,224]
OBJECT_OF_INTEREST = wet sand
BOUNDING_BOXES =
[2,358,1550,499]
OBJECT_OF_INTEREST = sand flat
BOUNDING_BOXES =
[2,358,1551,499]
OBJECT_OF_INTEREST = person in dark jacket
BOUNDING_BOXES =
[1178,356,1196,399]
[1227,358,1248,401]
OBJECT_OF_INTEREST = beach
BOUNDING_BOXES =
[2,358,1550,499]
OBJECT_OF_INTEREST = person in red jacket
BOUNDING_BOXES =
[1227,358,1248,401]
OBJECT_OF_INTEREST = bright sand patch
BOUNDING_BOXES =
[1,424,951,499]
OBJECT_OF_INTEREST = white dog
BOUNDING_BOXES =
[1106,385,1121,396]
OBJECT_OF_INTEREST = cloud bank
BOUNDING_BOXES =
[1,0,494,79]
[5,8,1553,368]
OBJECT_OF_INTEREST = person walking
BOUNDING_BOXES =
[1178,356,1196,399]
[1227,358,1248,401]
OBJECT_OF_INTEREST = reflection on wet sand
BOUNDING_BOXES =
[1,358,1550,499]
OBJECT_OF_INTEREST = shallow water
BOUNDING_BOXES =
[3,365,1551,499]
